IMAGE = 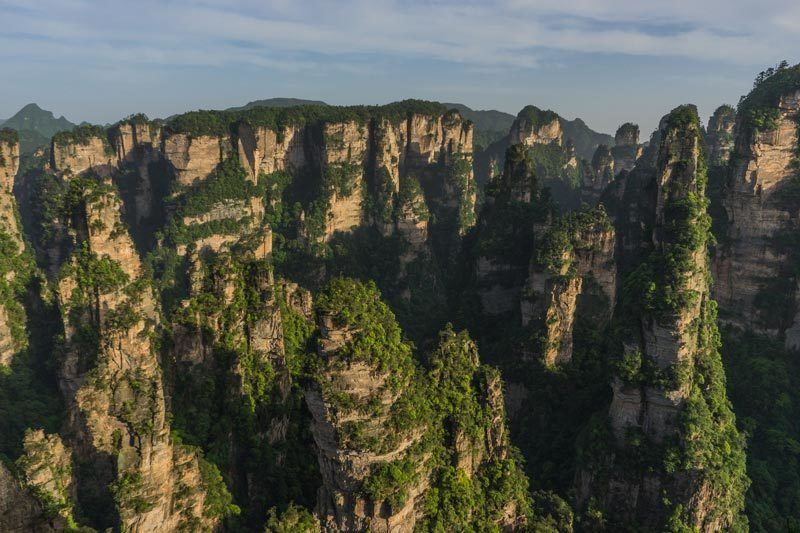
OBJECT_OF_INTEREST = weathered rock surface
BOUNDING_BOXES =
[705,105,736,167]
[583,144,614,205]
[610,122,642,175]
[0,463,61,532]
[162,133,232,187]
[713,87,800,346]
[474,144,550,316]
[521,208,616,365]
[0,135,25,366]
[510,106,563,147]
[307,281,529,532]
[582,105,747,531]
[307,303,426,532]
[16,430,76,525]
[56,174,214,532]
[51,135,115,177]
[0,135,23,250]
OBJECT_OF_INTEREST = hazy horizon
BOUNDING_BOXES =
[2,0,799,134]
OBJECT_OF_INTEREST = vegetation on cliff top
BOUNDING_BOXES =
[0,127,19,145]
[738,61,800,132]
[517,105,560,133]
[164,99,458,137]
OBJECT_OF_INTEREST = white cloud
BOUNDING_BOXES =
[1,0,797,71]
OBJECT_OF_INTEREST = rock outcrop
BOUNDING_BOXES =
[0,131,23,250]
[510,106,563,147]
[55,172,215,531]
[473,144,551,316]
[159,104,474,250]
[580,105,748,531]
[306,279,530,532]
[0,131,26,367]
[610,122,642,175]
[306,280,430,532]
[50,127,116,177]
[0,463,62,532]
[705,105,736,167]
[712,67,800,347]
[521,207,616,365]
[582,144,614,205]
[16,430,76,526]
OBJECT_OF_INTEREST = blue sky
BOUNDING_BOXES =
[1,0,798,134]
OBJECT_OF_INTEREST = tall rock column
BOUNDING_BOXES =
[704,105,736,167]
[55,173,216,531]
[610,122,642,175]
[473,144,550,316]
[305,279,431,532]
[521,206,616,366]
[580,106,748,531]
[712,67,800,346]
[0,130,26,366]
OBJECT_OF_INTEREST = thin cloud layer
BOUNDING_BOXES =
[0,0,796,131]
[0,0,795,69]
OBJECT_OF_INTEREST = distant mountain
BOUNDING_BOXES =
[3,103,76,153]
[443,103,515,149]
[226,98,328,111]
[443,103,516,132]
[559,117,614,160]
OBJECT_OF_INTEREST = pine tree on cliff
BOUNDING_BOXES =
[578,105,749,531]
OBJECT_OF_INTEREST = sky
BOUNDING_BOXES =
[1,0,798,135]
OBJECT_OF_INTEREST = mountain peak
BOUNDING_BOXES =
[3,103,76,153]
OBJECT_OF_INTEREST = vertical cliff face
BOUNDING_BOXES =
[318,121,369,239]
[50,126,116,177]
[705,105,736,167]
[0,132,26,367]
[15,430,76,527]
[712,68,800,346]
[169,245,318,522]
[306,279,430,532]
[610,122,642,175]
[162,132,232,188]
[509,106,563,147]
[0,130,66,532]
[583,144,614,205]
[580,106,747,531]
[472,144,551,316]
[521,207,616,366]
[0,131,22,250]
[0,462,61,532]
[55,173,216,531]
[306,279,530,532]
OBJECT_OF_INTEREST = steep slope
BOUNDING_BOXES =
[579,105,748,531]
[708,63,800,531]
